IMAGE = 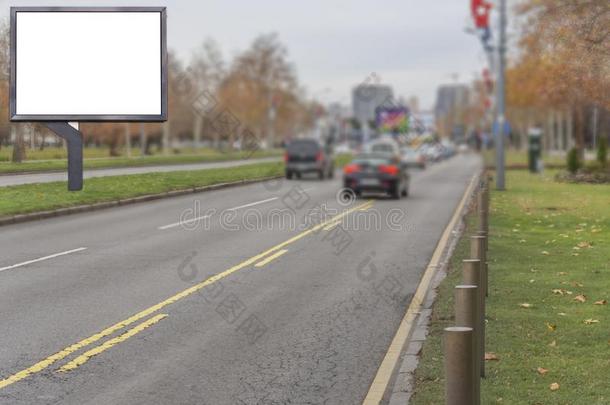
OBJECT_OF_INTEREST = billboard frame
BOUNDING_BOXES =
[9,6,168,123]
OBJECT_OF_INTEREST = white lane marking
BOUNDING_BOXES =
[158,196,282,230]
[227,197,278,211]
[158,215,211,231]
[158,187,316,231]
[0,247,88,273]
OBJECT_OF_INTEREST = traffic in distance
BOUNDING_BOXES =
[284,135,458,200]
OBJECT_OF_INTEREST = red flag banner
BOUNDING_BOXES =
[471,0,492,29]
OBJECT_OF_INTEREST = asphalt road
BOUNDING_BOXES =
[0,157,280,187]
[0,153,480,405]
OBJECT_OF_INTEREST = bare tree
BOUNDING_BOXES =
[219,33,301,148]
[189,39,225,148]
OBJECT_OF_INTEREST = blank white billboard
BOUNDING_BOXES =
[10,8,167,121]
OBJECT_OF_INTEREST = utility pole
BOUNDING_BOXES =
[494,0,507,190]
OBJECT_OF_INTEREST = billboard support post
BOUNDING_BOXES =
[45,122,83,191]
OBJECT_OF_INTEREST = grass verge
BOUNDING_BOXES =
[483,149,566,168]
[0,149,281,174]
[0,161,283,217]
[411,170,610,404]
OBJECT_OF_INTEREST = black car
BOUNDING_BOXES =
[285,139,335,180]
[343,153,410,199]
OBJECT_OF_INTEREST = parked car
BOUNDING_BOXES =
[418,143,442,162]
[343,153,410,199]
[285,139,335,180]
[400,147,426,169]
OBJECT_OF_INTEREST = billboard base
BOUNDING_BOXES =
[44,122,83,191]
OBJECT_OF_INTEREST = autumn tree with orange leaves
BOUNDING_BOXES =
[507,0,610,153]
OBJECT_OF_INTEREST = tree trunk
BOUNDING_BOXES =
[124,123,132,158]
[162,120,170,156]
[139,123,149,156]
[193,114,203,148]
[573,105,585,160]
[211,118,220,149]
[29,125,35,150]
[11,125,26,163]
[566,108,574,150]
[558,110,565,151]
[109,134,121,157]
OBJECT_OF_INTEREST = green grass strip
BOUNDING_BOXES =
[0,162,283,218]
[412,170,610,404]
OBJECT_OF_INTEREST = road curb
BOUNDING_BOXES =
[0,176,282,227]
[362,171,481,405]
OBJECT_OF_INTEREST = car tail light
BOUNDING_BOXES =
[284,152,289,163]
[316,151,323,161]
[343,164,361,174]
[378,164,399,176]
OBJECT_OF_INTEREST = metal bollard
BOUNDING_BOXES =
[477,231,489,297]
[455,285,481,405]
[463,259,485,378]
[444,327,475,405]
[471,235,488,297]
[478,187,489,237]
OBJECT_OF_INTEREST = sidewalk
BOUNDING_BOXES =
[0,157,280,187]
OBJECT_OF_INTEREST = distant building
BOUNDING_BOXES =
[352,84,394,125]
[434,84,471,139]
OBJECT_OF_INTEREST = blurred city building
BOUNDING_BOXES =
[434,84,471,141]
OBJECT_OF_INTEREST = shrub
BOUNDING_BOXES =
[567,148,581,174]
[597,137,607,168]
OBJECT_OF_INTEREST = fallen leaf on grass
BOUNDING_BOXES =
[552,289,572,295]
[583,319,599,325]
[594,300,607,305]
[574,295,587,303]
[541,251,550,255]
[549,340,557,347]
[520,303,533,308]
[577,241,592,249]
[546,323,557,331]
[485,352,499,361]
[537,367,549,375]
[550,382,560,391]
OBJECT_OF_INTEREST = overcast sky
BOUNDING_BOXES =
[1,0,488,110]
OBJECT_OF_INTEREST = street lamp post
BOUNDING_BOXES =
[494,0,507,190]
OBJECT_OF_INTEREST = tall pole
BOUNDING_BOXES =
[495,0,507,190]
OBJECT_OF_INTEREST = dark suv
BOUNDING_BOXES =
[285,139,335,180]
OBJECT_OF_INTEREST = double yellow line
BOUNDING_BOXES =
[0,200,373,390]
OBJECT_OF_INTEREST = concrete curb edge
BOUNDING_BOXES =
[385,173,481,405]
